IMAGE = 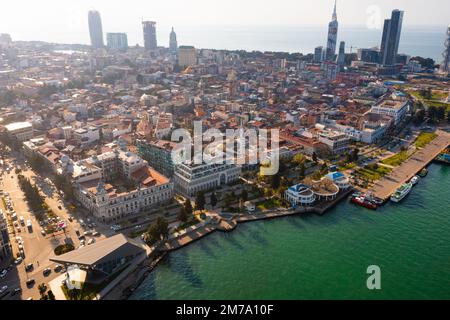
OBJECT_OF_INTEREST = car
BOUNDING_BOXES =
[11,287,21,296]
[25,263,33,272]
[26,279,35,287]
[80,239,85,246]
[87,238,95,245]
[57,205,62,210]
[88,224,93,229]
[40,229,46,236]
[84,230,92,236]
[92,231,100,237]
[0,285,8,294]
[14,257,23,265]
[68,216,73,222]
[43,268,51,276]
[54,265,63,273]
[0,269,7,278]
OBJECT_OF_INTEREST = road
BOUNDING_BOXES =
[0,155,110,300]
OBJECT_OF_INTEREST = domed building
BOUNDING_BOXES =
[325,171,351,190]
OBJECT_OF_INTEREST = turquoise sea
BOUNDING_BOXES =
[131,163,450,300]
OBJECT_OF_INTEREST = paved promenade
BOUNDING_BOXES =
[372,130,450,200]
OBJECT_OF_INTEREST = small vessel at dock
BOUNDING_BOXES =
[390,182,413,203]
[435,152,450,165]
[350,193,378,210]
[410,176,420,186]
[418,168,428,178]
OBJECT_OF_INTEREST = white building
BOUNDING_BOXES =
[318,130,351,155]
[370,99,409,125]
[4,122,33,142]
[284,184,316,207]
[73,126,100,146]
[174,162,241,197]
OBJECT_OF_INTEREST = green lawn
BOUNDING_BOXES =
[381,151,409,167]
[257,198,283,210]
[415,132,438,149]
[356,164,391,181]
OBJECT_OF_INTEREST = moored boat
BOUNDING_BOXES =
[350,193,378,210]
[418,168,428,178]
[390,182,413,203]
[410,176,420,186]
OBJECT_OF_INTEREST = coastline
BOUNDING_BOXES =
[104,189,353,300]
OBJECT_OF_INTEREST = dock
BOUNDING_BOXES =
[371,130,450,200]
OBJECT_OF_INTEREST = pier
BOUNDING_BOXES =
[371,130,450,200]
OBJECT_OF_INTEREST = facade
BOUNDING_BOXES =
[178,46,197,68]
[284,184,316,207]
[370,99,409,125]
[4,122,33,142]
[336,41,345,69]
[73,126,100,146]
[319,130,351,155]
[51,234,146,276]
[358,48,380,63]
[72,151,173,223]
[380,10,404,66]
[174,162,241,197]
[0,210,11,262]
[136,140,176,178]
[325,0,338,61]
[314,46,324,63]
[142,21,157,50]
[169,27,178,53]
[88,10,104,49]
[325,172,351,190]
[440,25,450,74]
[106,33,128,51]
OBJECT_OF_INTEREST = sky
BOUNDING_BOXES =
[0,0,449,46]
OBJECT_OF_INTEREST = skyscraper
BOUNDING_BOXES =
[379,9,404,66]
[325,0,338,61]
[336,41,345,69]
[106,33,128,51]
[169,27,178,53]
[440,25,450,74]
[88,10,104,49]
[142,21,157,50]
[314,46,324,63]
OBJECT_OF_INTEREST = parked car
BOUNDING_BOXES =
[87,238,95,245]
[14,257,23,265]
[26,279,35,287]
[11,288,21,296]
[0,285,8,294]
[54,265,63,273]
[0,269,7,278]
[43,268,51,276]
[25,263,33,272]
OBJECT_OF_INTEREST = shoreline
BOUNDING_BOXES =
[104,189,353,300]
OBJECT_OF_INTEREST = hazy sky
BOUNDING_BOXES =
[0,0,449,46]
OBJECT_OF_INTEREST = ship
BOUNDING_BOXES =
[350,193,378,210]
[435,152,450,165]
[390,182,413,203]
[410,176,420,186]
[418,168,428,178]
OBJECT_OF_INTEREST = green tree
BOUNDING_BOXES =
[184,199,193,215]
[312,152,318,163]
[240,189,248,202]
[177,207,188,223]
[299,163,306,178]
[195,192,206,211]
[270,174,281,189]
[413,109,426,125]
[47,290,56,300]
[210,192,218,208]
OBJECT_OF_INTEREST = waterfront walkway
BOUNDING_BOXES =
[371,130,450,200]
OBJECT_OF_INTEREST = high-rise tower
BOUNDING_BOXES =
[380,9,404,66]
[142,21,157,50]
[440,25,450,74]
[169,27,178,53]
[336,41,346,70]
[325,0,339,61]
[88,10,104,49]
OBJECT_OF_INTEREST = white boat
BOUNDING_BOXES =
[411,176,420,186]
[390,182,413,203]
